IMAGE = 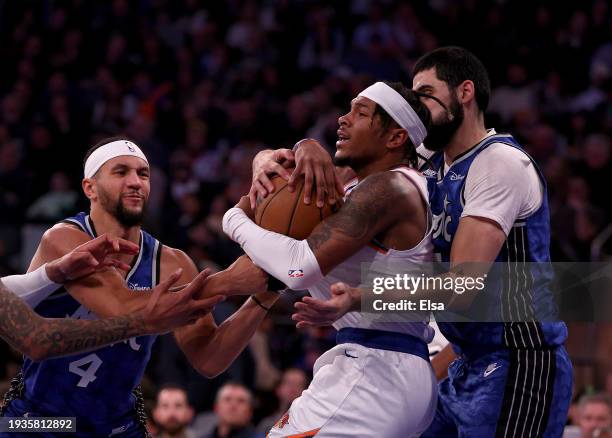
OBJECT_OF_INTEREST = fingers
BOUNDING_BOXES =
[252,180,268,201]
[302,167,313,204]
[287,160,303,193]
[113,237,139,254]
[156,268,183,295]
[295,297,333,312]
[192,294,225,313]
[313,165,326,208]
[248,185,259,211]
[181,269,211,298]
[323,166,337,205]
[268,161,292,181]
[102,258,132,271]
[330,282,349,295]
[258,171,275,194]
[275,148,295,163]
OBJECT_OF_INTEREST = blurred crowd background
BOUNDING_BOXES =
[0,0,610,436]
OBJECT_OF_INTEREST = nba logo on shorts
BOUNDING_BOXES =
[288,269,304,278]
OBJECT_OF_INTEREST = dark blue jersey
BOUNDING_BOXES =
[420,133,567,355]
[20,212,161,429]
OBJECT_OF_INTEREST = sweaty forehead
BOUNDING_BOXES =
[100,155,149,172]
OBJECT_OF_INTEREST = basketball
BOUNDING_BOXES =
[255,174,341,239]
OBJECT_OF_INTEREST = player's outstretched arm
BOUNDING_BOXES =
[30,225,228,319]
[167,249,276,378]
[0,268,222,361]
[225,171,417,290]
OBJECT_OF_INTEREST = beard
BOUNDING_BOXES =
[423,96,464,152]
[98,187,147,227]
[159,418,185,435]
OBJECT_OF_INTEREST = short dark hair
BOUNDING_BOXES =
[580,393,612,411]
[413,46,491,112]
[82,135,138,170]
[155,383,190,406]
[215,381,253,405]
[372,81,431,167]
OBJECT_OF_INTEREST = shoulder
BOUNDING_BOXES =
[356,169,421,201]
[39,223,91,256]
[345,169,422,217]
[472,142,532,171]
[160,245,198,277]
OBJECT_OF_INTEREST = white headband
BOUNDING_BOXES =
[358,82,427,147]
[84,140,149,178]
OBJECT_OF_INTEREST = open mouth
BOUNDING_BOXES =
[336,130,350,146]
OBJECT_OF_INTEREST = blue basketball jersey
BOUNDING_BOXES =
[420,132,567,354]
[19,212,161,429]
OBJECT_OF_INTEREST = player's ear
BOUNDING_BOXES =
[82,178,97,200]
[457,80,475,105]
[386,128,409,151]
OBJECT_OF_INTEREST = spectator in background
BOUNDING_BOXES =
[152,385,196,438]
[255,368,308,436]
[26,171,77,221]
[577,393,612,437]
[193,382,255,438]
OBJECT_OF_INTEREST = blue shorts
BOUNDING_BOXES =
[423,346,573,438]
[1,398,145,438]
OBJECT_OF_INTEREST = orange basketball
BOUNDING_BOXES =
[255,174,342,239]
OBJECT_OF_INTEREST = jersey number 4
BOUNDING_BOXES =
[69,353,103,388]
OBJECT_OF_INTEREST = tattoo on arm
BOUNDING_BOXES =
[0,280,148,360]
[307,172,410,271]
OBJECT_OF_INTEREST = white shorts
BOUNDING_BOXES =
[267,342,437,438]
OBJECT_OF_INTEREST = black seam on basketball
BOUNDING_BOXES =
[288,182,304,236]
[257,180,290,227]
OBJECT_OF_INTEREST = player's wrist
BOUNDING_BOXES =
[204,271,233,296]
[252,290,280,310]
[45,260,67,284]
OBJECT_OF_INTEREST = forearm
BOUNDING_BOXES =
[1,264,61,308]
[222,208,323,290]
[179,291,279,377]
[0,281,150,360]
[65,274,151,317]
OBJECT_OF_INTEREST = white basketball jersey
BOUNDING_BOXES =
[307,167,435,343]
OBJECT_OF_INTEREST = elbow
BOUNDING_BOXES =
[197,361,227,379]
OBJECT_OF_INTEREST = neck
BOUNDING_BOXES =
[217,424,231,438]
[89,207,141,244]
[443,113,488,164]
[160,430,185,438]
[354,153,406,180]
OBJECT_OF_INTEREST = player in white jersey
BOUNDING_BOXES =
[223,81,437,437]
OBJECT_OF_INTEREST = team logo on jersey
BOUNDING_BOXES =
[274,412,290,429]
[449,171,465,181]
[288,269,304,278]
[422,168,437,178]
